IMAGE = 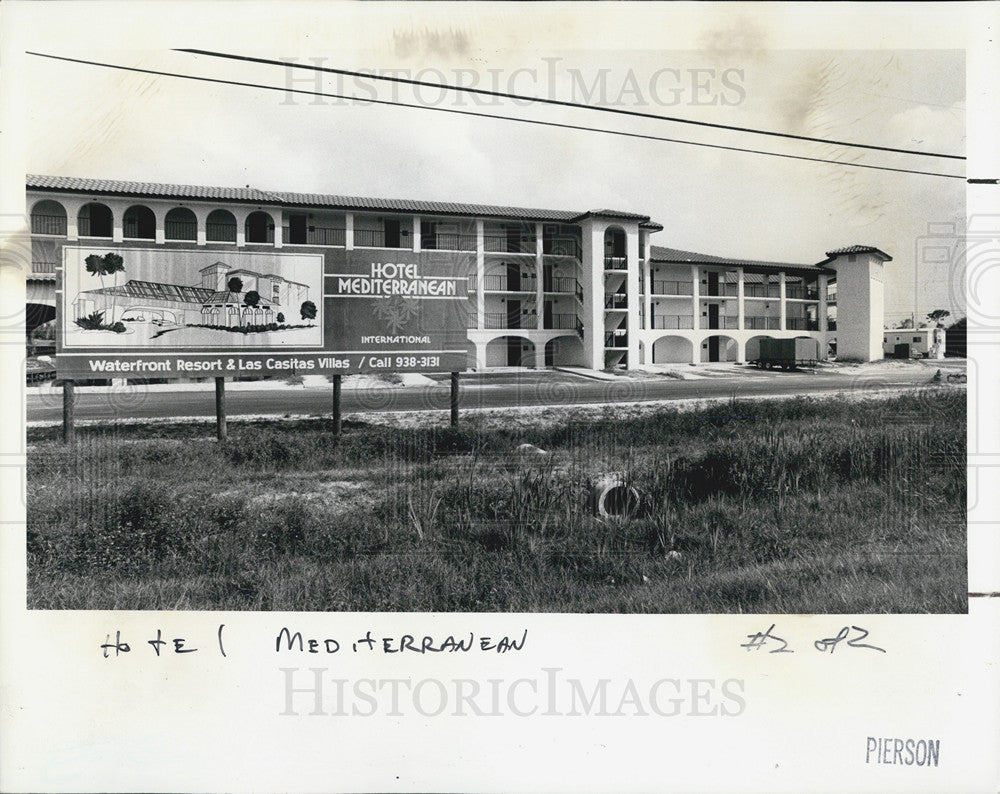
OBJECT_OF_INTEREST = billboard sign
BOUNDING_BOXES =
[55,246,471,378]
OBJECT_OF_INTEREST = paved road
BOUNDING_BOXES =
[25,366,950,423]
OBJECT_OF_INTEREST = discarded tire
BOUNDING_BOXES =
[590,475,640,518]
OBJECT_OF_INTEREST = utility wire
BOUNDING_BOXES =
[178,47,966,162]
[26,51,965,180]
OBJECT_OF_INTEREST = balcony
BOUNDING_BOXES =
[423,232,477,252]
[484,274,535,292]
[484,235,536,254]
[786,318,820,331]
[703,316,739,330]
[165,220,197,241]
[703,284,738,297]
[30,260,57,275]
[355,229,404,248]
[652,314,695,330]
[785,285,820,300]
[652,280,694,296]
[744,285,780,299]
[827,319,837,331]
[605,293,628,310]
[542,239,582,260]
[544,313,580,331]
[77,218,111,238]
[30,214,67,236]
[544,277,583,302]
[745,316,781,330]
[282,225,346,247]
[206,222,237,243]
[604,255,627,270]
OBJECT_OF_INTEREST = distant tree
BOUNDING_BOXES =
[927,309,950,326]
[227,276,243,294]
[896,317,914,329]
[300,300,317,321]
[243,290,261,308]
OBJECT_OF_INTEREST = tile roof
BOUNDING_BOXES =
[28,175,654,225]
[822,245,892,260]
[649,245,834,273]
[85,279,215,304]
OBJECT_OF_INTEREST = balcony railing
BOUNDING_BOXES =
[484,235,536,254]
[703,316,739,330]
[484,273,534,292]
[604,255,627,270]
[206,222,237,243]
[652,314,695,330]
[786,285,820,300]
[282,225,347,246]
[31,260,57,274]
[605,332,628,348]
[165,220,197,241]
[77,218,111,238]
[605,293,628,309]
[122,221,154,240]
[745,316,781,330]
[30,214,67,235]
[355,229,403,248]
[544,277,584,301]
[544,313,579,330]
[744,285,780,299]
[703,284,738,297]
[423,233,477,251]
[652,280,694,296]
[542,239,582,260]
[786,318,820,331]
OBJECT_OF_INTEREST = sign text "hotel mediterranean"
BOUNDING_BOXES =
[334,263,460,297]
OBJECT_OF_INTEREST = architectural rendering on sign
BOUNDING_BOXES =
[27,174,892,371]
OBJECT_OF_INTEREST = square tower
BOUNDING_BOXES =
[822,245,892,362]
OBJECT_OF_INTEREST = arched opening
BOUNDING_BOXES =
[30,200,67,236]
[603,226,627,269]
[545,335,585,367]
[744,335,775,363]
[485,335,536,367]
[78,203,112,238]
[123,205,156,240]
[700,334,738,363]
[206,209,237,243]
[165,207,197,241]
[245,211,274,244]
[653,335,694,364]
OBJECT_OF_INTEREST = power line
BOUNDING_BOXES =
[178,48,966,162]
[26,51,965,180]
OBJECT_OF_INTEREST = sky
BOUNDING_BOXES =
[6,2,975,324]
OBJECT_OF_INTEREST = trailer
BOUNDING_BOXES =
[751,337,819,370]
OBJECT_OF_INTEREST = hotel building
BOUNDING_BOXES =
[26,175,891,370]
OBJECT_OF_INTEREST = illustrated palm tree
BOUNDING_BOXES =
[84,252,125,322]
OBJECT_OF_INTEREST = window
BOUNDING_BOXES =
[165,208,197,241]
[913,336,921,343]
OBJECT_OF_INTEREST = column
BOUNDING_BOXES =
[195,207,207,246]
[155,210,166,245]
[779,271,787,330]
[345,213,354,250]
[737,268,745,330]
[580,220,604,370]
[65,200,81,241]
[273,211,283,249]
[412,216,421,252]
[625,226,641,369]
[818,274,829,332]
[475,219,485,330]
[691,264,701,363]
[535,222,544,330]
[112,202,123,243]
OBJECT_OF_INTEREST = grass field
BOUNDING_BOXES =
[26,389,966,612]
